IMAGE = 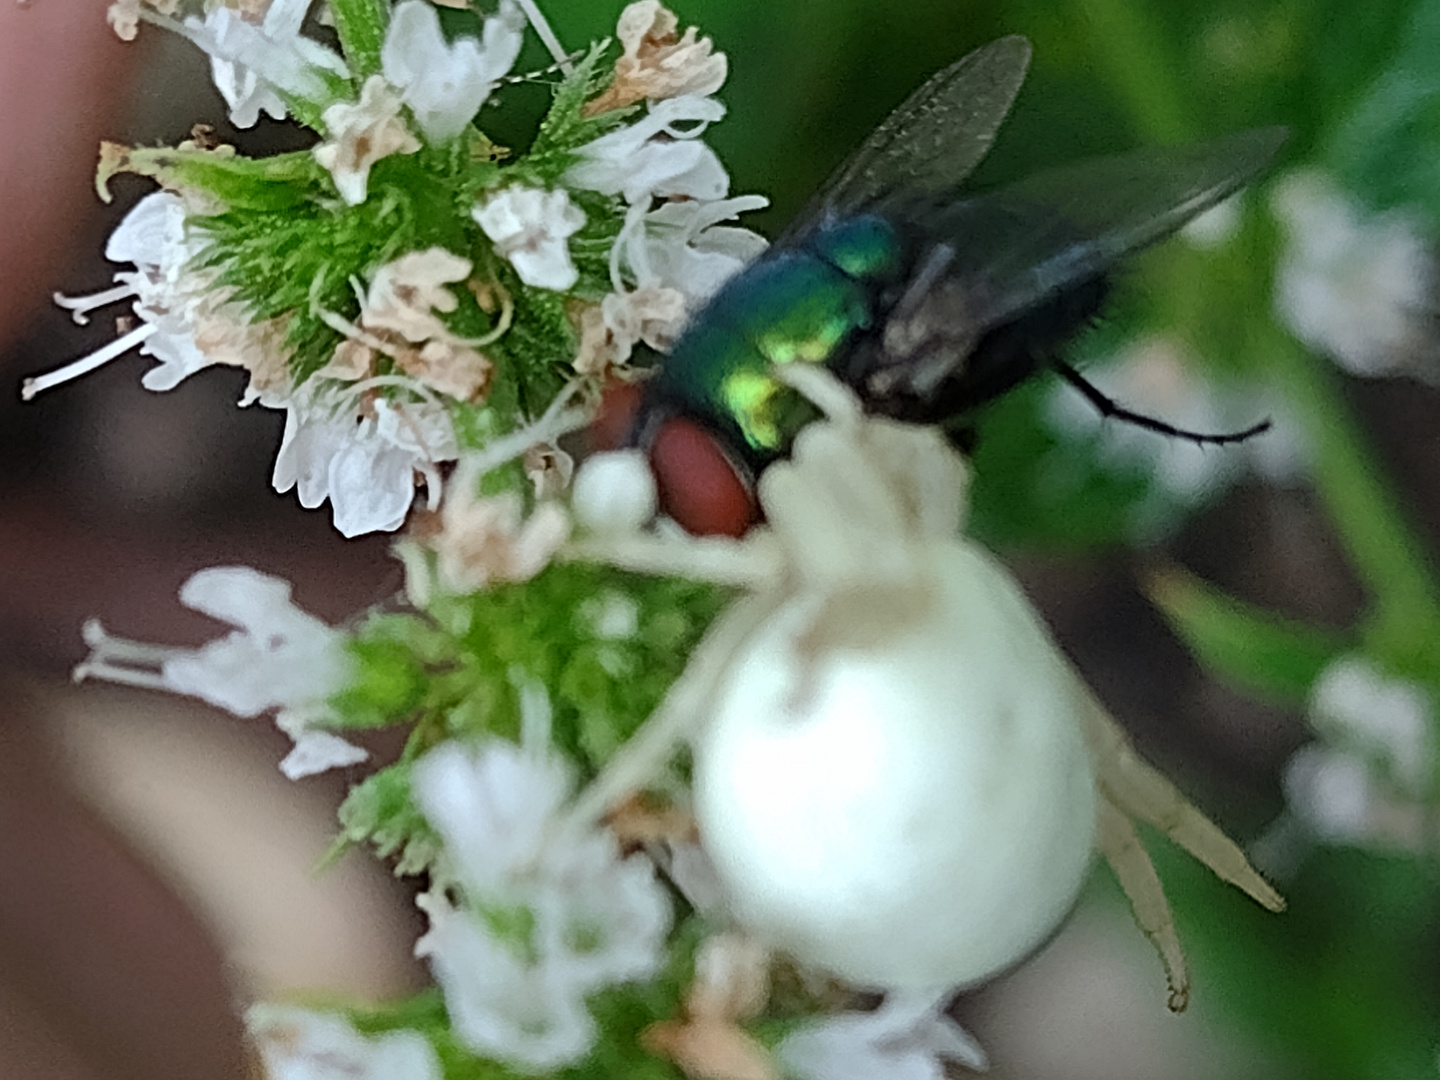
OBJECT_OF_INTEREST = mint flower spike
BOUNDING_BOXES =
[381,0,525,143]
[74,566,366,780]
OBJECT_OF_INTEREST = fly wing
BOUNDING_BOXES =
[866,126,1288,399]
[783,35,1032,237]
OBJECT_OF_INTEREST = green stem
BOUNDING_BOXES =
[1259,324,1440,652]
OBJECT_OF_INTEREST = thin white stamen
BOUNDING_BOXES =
[73,661,172,691]
[21,323,157,401]
[53,284,135,326]
[513,0,572,74]
[73,620,181,689]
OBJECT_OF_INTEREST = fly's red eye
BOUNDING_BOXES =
[649,418,758,538]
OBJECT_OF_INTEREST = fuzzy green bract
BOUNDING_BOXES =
[328,562,728,872]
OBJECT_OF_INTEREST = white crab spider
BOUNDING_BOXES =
[565,364,1283,1010]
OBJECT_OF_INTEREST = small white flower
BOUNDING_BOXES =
[272,393,458,537]
[314,75,422,205]
[618,195,769,306]
[159,566,351,716]
[381,0,525,143]
[414,739,574,894]
[777,991,987,1080]
[248,1004,442,1080]
[567,94,730,204]
[412,734,673,1069]
[1272,169,1440,382]
[415,891,599,1070]
[73,567,365,779]
[473,188,586,291]
[182,0,349,129]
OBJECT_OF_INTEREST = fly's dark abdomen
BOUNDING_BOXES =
[647,215,907,469]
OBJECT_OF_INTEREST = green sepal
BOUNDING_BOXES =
[1143,562,1349,703]
[328,762,441,876]
[96,143,324,209]
[525,43,635,181]
[327,0,390,79]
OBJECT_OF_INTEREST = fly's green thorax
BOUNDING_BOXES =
[657,216,905,459]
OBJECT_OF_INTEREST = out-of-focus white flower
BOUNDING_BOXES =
[381,0,525,143]
[473,188,586,291]
[273,393,458,537]
[107,0,181,42]
[415,891,598,1070]
[567,95,730,204]
[1275,654,1435,854]
[1272,170,1440,382]
[412,734,672,1070]
[73,567,366,779]
[414,738,574,895]
[777,990,987,1080]
[314,76,422,205]
[248,1004,442,1080]
[1310,654,1434,794]
[181,0,349,129]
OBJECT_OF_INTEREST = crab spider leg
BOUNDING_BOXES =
[560,591,786,837]
[1095,797,1191,1012]
[1079,688,1286,914]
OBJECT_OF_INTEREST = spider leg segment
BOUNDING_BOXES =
[1053,359,1272,446]
[1095,797,1190,1012]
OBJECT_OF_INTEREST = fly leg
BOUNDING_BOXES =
[1053,359,1271,446]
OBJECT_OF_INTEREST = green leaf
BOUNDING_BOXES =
[99,145,322,210]
[1143,562,1349,702]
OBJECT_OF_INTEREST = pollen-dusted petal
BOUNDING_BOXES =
[314,75,422,205]
[361,248,472,341]
[586,1,727,114]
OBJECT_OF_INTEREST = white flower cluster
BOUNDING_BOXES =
[74,566,366,779]
[411,715,672,1069]
[32,0,767,542]
[1272,169,1440,382]
[1281,654,1436,852]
